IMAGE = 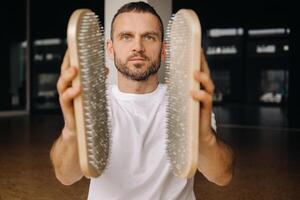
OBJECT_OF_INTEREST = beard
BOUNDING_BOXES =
[114,52,161,81]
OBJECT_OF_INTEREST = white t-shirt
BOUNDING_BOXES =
[87,84,217,200]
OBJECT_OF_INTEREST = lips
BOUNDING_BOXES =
[128,57,146,61]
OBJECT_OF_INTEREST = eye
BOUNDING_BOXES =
[144,35,156,41]
[120,34,132,41]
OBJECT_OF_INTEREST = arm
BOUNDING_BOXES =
[191,50,234,186]
[50,50,83,185]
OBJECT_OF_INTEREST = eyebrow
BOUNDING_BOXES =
[118,31,134,37]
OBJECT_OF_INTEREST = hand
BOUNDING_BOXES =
[190,49,215,142]
[56,50,81,137]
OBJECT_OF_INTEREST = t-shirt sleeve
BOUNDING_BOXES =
[211,112,217,133]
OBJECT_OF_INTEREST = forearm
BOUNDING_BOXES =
[50,128,83,185]
[197,130,234,186]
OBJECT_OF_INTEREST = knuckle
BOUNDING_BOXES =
[59,95,65,104]
[199,90,205,99]
[202,91,212,102]
[56,80,63,95]
[56,79,62,92]
[62,71,69,81]
[60,92,69,103]
[202,73,209,82]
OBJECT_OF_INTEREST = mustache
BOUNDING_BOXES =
[127,52,149,61]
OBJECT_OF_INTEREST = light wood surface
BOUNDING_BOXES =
[167,9,202,178]
[67,9,99,178]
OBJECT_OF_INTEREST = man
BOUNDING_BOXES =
[50,2,234,199]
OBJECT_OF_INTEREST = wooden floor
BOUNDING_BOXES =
[0,112,299,200]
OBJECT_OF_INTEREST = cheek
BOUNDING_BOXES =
[148,45,162,59]
[113,45,128,60]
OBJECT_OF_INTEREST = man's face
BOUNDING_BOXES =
[108,12,164,81]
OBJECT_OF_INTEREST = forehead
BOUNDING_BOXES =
[113,12,161,35]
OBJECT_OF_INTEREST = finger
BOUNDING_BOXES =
[60,84,81,103]
[59,86,81,130]
[194,71,215,95]
[200,48,210,75]
[190,90,213,111]
[57,67,77,95]
[190,90,213,129]
[61,50,70,73]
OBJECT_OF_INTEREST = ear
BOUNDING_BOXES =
[106,39,114,60]
[161,41,166,62]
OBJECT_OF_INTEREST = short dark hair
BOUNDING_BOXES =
[110,1,164,41]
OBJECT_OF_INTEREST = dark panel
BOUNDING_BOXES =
[0,0,26,110]
[30,0,105,113]
[31,0,104,38]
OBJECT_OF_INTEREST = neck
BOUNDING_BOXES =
[117,72,159,94]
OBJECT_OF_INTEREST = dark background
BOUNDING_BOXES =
[0,0,299,125]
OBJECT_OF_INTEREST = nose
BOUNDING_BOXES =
[132,37,145,53]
